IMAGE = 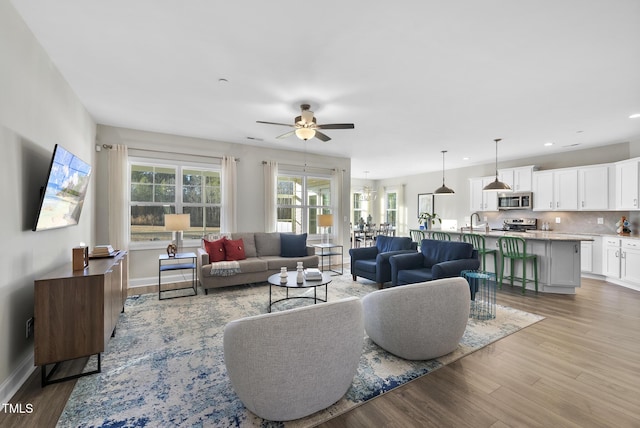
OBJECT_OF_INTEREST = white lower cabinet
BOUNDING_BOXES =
[580,236,602,275]
[603,237,621,278]
[621,239,640,283]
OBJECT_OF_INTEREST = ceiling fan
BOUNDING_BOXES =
[257,104,355,142]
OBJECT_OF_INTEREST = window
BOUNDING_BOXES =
[386,191,398,226]
[352,193,370,227]
[276,173,332,235]
[130,161,221,244]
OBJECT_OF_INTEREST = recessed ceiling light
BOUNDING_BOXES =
[630,113,640,119]
[544,142,554,147]
[463,157,470,161]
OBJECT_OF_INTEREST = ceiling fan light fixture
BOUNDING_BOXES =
[295,128,316,140]
[483,138,512,192]
[434,150,455,195]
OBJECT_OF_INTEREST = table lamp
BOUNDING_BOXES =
[318,214,334,244]
[164,214,190,254]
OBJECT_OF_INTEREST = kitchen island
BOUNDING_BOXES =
[446,230,593,294]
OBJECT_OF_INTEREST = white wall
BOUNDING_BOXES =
[95,125,351,286]
[0,1,96,401]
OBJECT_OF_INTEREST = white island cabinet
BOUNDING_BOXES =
[449,231,590,294]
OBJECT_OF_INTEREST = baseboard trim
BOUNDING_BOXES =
[0,353,35,404]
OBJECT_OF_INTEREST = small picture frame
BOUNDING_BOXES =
[417,193,434,217]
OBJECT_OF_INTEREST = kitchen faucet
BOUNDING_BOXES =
[470,212,481,232]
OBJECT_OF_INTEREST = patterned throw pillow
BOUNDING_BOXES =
[224,238,247,261]
[203,237,227,262]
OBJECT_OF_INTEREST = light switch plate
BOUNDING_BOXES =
[597,217,604,224]
[555,217,561,223]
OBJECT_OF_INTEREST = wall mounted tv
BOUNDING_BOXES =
[32,144,92,232]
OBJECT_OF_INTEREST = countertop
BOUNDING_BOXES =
[448,229,594,242]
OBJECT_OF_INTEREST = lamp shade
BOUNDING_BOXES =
[164,214,190,231]
[318,214,334,227]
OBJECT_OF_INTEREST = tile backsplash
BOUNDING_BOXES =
[484,211,635,235]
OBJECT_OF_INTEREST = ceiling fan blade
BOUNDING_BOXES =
[314,131,332,142]
[316,123,355,130]
[256,120,295,127]
[276,130,296,139]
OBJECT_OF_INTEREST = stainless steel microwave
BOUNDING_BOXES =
[497,192,532,210]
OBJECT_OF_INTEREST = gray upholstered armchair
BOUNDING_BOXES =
[223,297,364,421]
[349,235,417,287]
[362,277,470,360]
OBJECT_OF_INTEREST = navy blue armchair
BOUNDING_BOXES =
[349,235,417,287]
[390,239,480,286]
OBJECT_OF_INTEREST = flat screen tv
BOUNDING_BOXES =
[32,144,92,232]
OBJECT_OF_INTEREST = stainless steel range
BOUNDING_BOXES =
[494,218,537,232]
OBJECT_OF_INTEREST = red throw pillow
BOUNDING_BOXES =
[203,237,227,262]
[224,238,246,261]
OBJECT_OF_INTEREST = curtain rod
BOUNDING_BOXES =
[262,160,344,172]
[102,144,239,161]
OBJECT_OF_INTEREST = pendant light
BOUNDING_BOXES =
[434,150,455,194]
[483,138,512,191]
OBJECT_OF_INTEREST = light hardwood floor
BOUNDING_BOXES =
[1,277,639,427]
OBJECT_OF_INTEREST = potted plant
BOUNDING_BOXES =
[418,212,441,230]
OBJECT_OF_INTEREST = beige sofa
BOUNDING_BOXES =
[196,232,319,294]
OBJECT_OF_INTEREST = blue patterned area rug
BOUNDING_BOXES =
[57,274,544,428]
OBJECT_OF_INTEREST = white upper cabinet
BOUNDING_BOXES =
[615,158,640,210]
[578,164,611,210]
[532,168,578,211]
[498,166,536,192]
[532,171,554,210]
[554,168,578,210]
[469,177,498,212]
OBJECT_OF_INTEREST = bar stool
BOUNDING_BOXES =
[430,231,451,241]
[461,233,498,274]
[497,236,538,294]
[409,229,426,250]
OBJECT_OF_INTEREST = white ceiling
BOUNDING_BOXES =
[11,0,640,179]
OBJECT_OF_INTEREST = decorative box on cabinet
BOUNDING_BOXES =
[34,251,128,386]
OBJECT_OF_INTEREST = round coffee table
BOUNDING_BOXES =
[267,271,332,313]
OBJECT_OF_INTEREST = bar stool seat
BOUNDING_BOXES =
[497,236,538,294]
[461,233,498,274]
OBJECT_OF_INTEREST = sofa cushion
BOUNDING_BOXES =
[421,240,474,267]
[376,235,413,253]
[262,255,319,270]
[234,258,269,273]
[231,233,257,258]
[203,237,227,262]
[224,238,247,261]
[255,232,281,257]
[281,233,308,257]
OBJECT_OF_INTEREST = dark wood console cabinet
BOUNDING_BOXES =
[34,251,128,385]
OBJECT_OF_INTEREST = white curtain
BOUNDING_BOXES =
[331,168,343,245]
[263,161,278,232]
[221,156,237,233]
[108,144,129,250]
